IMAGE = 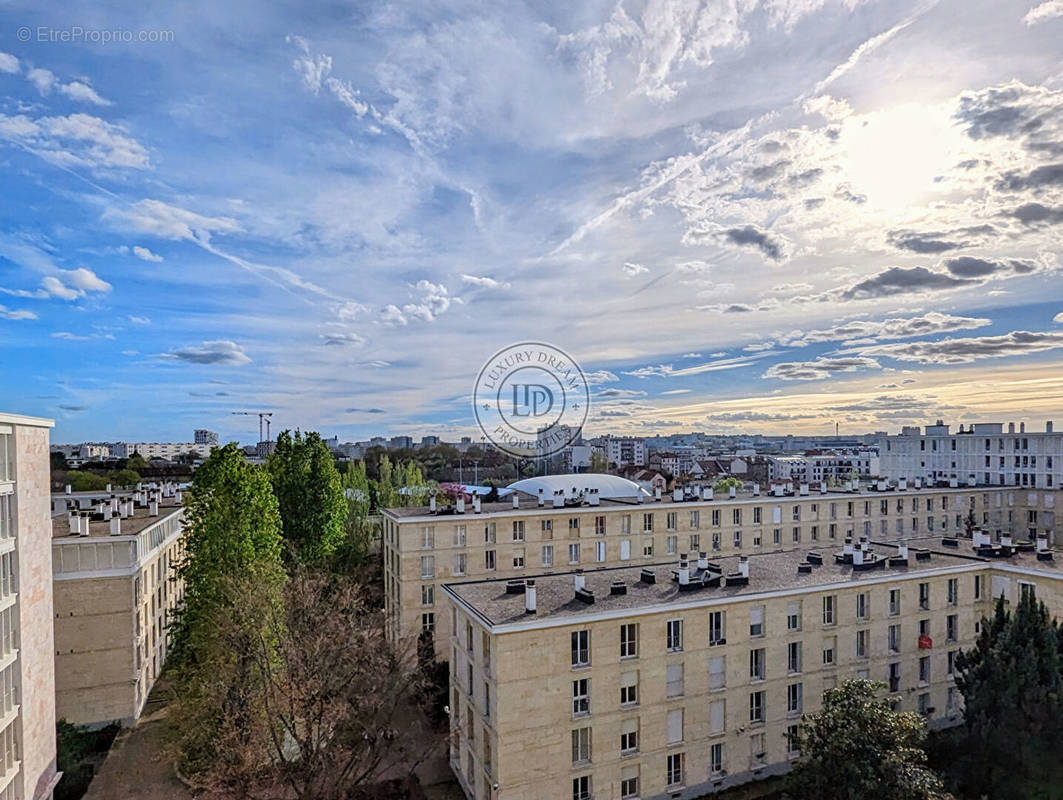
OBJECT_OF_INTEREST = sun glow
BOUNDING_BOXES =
[838,103,966,212]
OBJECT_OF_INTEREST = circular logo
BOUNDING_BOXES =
[473,342,590,459]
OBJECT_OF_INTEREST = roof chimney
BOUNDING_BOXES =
[898,477,907,491]
[1020,422,1026,433]
[150,501,159,516]
[697,551,708,570]
[537,488,545,507]
[175,490,183,504]
[753,484,761,496]
[799,483,809,496]
[512,493,520,510]
[68,514,80,535]
[106,483,112,493]
[729,485,737,498]
[456,496,465,514]
[1047,421,1054,434]
[898,543,909,560]
[64,484,71,494]
[573,569,585,592]
[654,486,662,502]
[52,498,66,515]
[678,553,690,586]
[429,495,437,512]
[109,515,121,536]
[704,487,714,501]
[673,487,683,502]
[853,547,864,566]
[589,488,600,506]
[1009,422,1015,433]
[738,555,750,578]
[553,490,564,508]
[525,580,537,614]
[78,514,89,537]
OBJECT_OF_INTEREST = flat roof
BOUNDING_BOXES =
[51,500,183,540]
[444,542,989,630]
[385,483,1021,522]
[0,412,54,428]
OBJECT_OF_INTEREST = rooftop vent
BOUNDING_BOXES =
[525,580,537,613]
[575,587,595,604]
[797,563,813,574]
[941,537,959,547]
[505,580,526,595]
[610,581,627,596]
[639,568,656,585]
[805,552,823,566]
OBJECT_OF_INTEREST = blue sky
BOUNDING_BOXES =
[2,0,1063,444]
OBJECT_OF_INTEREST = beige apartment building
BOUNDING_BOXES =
[442,534,1063,800]
[0,412,60,800]
[51,485,185,726]
[381,475,1062,654]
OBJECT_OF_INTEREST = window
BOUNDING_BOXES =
[542,544,554,567]
[421,584,435,606]
[773,528,781,545]
[823,636,836,666]
[710,742,725,775]
[484,522,496,543]
[948,649,957,677]
[568,543,581,564]
[453,553,467,576]
[712,509,721,526]
[666,535,677,555]
[643,513,654,533]
[573,775,591,800]
[751,732,767,764]
[420,556,435,579]
[620,767,639,799]
[750,606,765,637]
[919,692,931,715]
[594,516,606,536]
[856,629,868,658]
[572,678,590,716]
[858,592,870,619]
[666,663,684,697]
[595,541,606,563]
[690,511,700,530]
[512,548,525,569]
[947,578,958,606]
[823,595,836,626]
[787,682,803,715]
[786,724,801,757]
[484,549,496,570]
[620,671,638,706]
[454,525,466,546]
[750,648,765,681]
[620,718,638,754]
[421,526,435,549]
[787,601,802,631]
[709,611,726,645]
[734,530,743,548]
[919,582,930,611]
[569,517,580,533]
[666,752,684,787]
[974,574,982,600]
[620,540,631,561]
[667,511,677,531]
[788,641,802,674]
[919,655,931,684]
[710,699,726,735]
[690,533,700,550]
[667,708,684,744]
[572,630,590,667]
[709,655,726,690]
[642,540,654,558]
[421,612,435,633]
[947,614,957,642]
[713,532,722,551]
[620,623,638,659]
[667,619,684,652]
[541,519,553,537]
[512,520,525,541]
[889,588,901,616]
[572,727,592,764]
[621,514,631,534]
[750,690,765,723]
[888,624,900,653]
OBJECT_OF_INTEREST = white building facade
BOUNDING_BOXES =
[879,421,1063,489]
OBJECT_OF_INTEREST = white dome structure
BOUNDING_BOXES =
[507,473,648,501]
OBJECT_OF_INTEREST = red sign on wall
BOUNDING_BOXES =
[918,635,933,649]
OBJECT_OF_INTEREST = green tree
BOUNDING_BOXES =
[333,460,373,570]
[712,476,743,494]
[168,443,286,778]
[64,470,107,492]
[125,452,149,471]
[50,451,68,472]
[589,451,609,473]
[170,443,286,666]
[374,454,400,509]
[789,679,947,800]
[268,430,348,565]
[106,468,141,487]
[953,591,1063,798]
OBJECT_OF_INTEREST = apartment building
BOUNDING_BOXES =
[51,485,185,726]
[193,429,219,446]
[110,442,211,460]
[879,420,1062,488]
[606,438,646,469]
[442,535,1063,800]
[0,412,60,800]
[380,474,1063,655]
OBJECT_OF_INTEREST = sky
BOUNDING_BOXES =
[2,0,1063,445]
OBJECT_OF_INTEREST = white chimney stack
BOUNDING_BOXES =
[538,489,545,507]
[914,477,922,489]
[1037,536,1049,553]
[109,515,121,536]
[673,488,683,502]
[574,570,585,592]
[1002,534,1013,548]
[456,496,465,514]
[68,514,80,535]
[799,483,809,496]
[697,551,708,570]
[898,544,909,559]
[678,554,690,586]
[753,484,761,496]
[429,495,437,512]
[78,514,89,536]
[473,496,482,513]
[773,484,783,497]
[553,490,564,508]
[654,487,662,501]
[101,506,111,522]
[853,547,864,566]
[968,476,976,487]
[705,487,714,501]
[949,477,958,488]
[149,501,159,517]
[589,489,600,507]
[738,556,749,578]
[843,539,854,557]
[512,493,519,510]
[175,490,183,504]
[525,580,537,613]
[52,498,66,515]
[106,483,112,493]
[877,480,886,491]
[729,485,737,499]
[64,484,71,494]
[899,477,908,491]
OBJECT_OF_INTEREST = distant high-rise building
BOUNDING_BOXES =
[606,436,646,468]
[390,435,414,450]
[0,411,60,800]
[194,429,219,446]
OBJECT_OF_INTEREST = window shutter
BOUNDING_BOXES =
[709,655,725,689]
[667,709,683,744]
[620,540,631,560]
[991,574,1011,601]
[750,607,764,626]
[709,700,725,734]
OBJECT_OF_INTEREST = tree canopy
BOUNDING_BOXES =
[789,679,948,800]
[268,430,348,565]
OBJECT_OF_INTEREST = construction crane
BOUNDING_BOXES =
[232,411,273,444]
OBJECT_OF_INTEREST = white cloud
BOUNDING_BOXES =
[0,112,150,169]
[584,370,620,385]
[859,331,1063,365]
[660,388,691,395]
[381,280,456,325]
[37,268,112,301]
[26,67,56,95]
[461,274,510,289]
[1023,0,1063,25]
[41,276,81,300]
[128,316,151,325]
[622,261,649,276]
[162,340,251,365]
[320,331,366,346]
[1054,312,1063,324]
[59,81,112,106]
[0,53,18,74]
[107,199,239,242]
[0,303,35,320]
[764,357,881,381]
[64,267,111,293]
[681,352,701,358]
[132,245,163,262]
[743,341,775,352]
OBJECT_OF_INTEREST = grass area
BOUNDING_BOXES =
[55,720,121,800]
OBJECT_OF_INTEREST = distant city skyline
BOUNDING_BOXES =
[2,0,1062,443]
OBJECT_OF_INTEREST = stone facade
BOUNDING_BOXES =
[0,412,59,800]
[442,540,1063,800]
[382,482,1063,657]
